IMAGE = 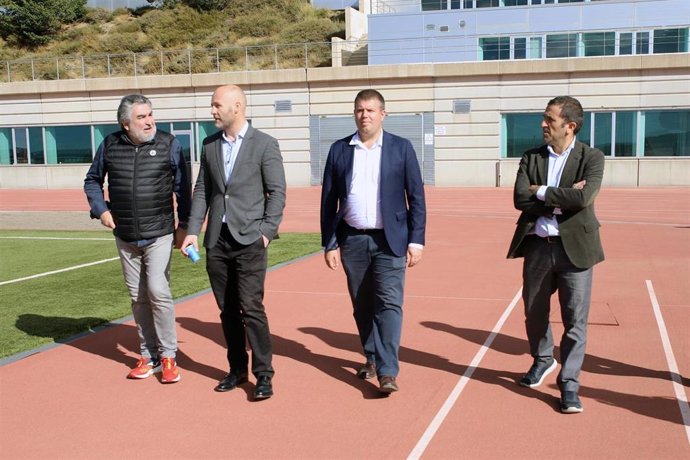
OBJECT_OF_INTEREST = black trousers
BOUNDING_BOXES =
[206,224,273,378]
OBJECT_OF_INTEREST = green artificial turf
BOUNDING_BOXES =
[0,230,320,359]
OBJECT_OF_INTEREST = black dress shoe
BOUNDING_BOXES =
[254,375,273,400]
[214,372,248,392]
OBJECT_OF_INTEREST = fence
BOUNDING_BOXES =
[0,42,335,83]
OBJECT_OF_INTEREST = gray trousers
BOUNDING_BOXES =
[116,233,177,359]
[522,236,592,392]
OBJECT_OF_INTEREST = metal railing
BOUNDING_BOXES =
[1,33,687,83]
[0,42,336,83]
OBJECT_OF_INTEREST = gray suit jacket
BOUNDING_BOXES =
[188,126,286,248]
[507,141,605,269]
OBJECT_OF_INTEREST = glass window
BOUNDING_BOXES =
[480,37,510,60]
[47,126,92,164]
[546,33,577,58]
[644,110,690,156]
[0,128,13,165]
[505,113,544,158]
[619,33,633,55]
[578,113,591,147]
[422,0,446,10]
[504,0,528,5]
[583,32,615,56]
[476,0,499,7]
[15,129,28,164]
[94,124,121,151]
[637,31,650,54]
[614,112,637,157]
[197,121,219,155]
[653,28,689,54]
[463,0,474,8]
[29,127,44,164]
[593,112,612,156]
[514,38,527,59]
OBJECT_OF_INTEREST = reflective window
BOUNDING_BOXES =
[480,37,510,60]
[583,32,615,56]
[593,112,612,156]
[476,0,499,7]
[93,124,121,151]
[29,127,44,164]
[619,33,633,55]
[614,112,637,157]
[46,126,92,164]
[15,129,28,164]
[505,113,543,158]
[654,28,689,54]
[546,34,577,58]
[644,110,690,156]
[422,0,446,10]
[637,32,650,54]
[0,128,13,165]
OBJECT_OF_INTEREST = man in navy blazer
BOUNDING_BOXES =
[321,89,426,394]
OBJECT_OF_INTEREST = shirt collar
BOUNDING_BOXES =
[547,137,576,157]
[222,122,249,144]
[350,130,383,148]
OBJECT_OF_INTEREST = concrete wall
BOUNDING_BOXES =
[0,55,689,189]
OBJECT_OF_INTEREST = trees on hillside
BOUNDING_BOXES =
[0,0,87,47]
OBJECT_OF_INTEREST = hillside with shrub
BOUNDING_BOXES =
[0,0,346,64]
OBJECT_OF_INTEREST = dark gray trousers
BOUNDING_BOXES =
[522,236,593,392]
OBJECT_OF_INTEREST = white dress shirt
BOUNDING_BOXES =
[343,131,383,230]
[533,138,576,237]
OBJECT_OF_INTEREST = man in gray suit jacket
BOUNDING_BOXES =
[507,96,605,414]
[181,85,286,400]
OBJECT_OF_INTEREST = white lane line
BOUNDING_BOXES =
[645,280,690,445]
[0,258,120,286]
[0,237,113,241]
[407,287,523,460]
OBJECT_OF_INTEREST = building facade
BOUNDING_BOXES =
[0,0,688,188]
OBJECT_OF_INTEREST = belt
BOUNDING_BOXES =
[528,234,561,244]
[345,224,383,235]
[541,235,561,243]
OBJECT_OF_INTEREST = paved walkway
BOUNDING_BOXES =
[1,187,689,459]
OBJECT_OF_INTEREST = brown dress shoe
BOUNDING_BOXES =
[379,375,399,393]
[357,361,376,379]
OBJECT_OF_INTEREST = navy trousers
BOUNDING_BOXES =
[339,226,407,378]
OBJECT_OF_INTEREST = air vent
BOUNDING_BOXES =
[452,99,471,114]
[425,24,435,31]
[274,100,292,113]
[439,25,449,32]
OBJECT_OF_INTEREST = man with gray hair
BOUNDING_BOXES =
[84,94,191,383]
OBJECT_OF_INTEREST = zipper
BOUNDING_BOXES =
[133,146,140,238]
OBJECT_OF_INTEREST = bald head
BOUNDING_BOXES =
[211,84,247,138]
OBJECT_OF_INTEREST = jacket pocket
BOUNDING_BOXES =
[584,221,600,233]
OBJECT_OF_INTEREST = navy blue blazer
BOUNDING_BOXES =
[320,130,426,258]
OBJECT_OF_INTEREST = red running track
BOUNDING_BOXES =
[1,187,689,459]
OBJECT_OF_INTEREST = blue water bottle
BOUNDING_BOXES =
[185,245,200,263]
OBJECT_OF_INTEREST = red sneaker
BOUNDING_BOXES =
[127,358,161,379]
[160,357,181,383]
